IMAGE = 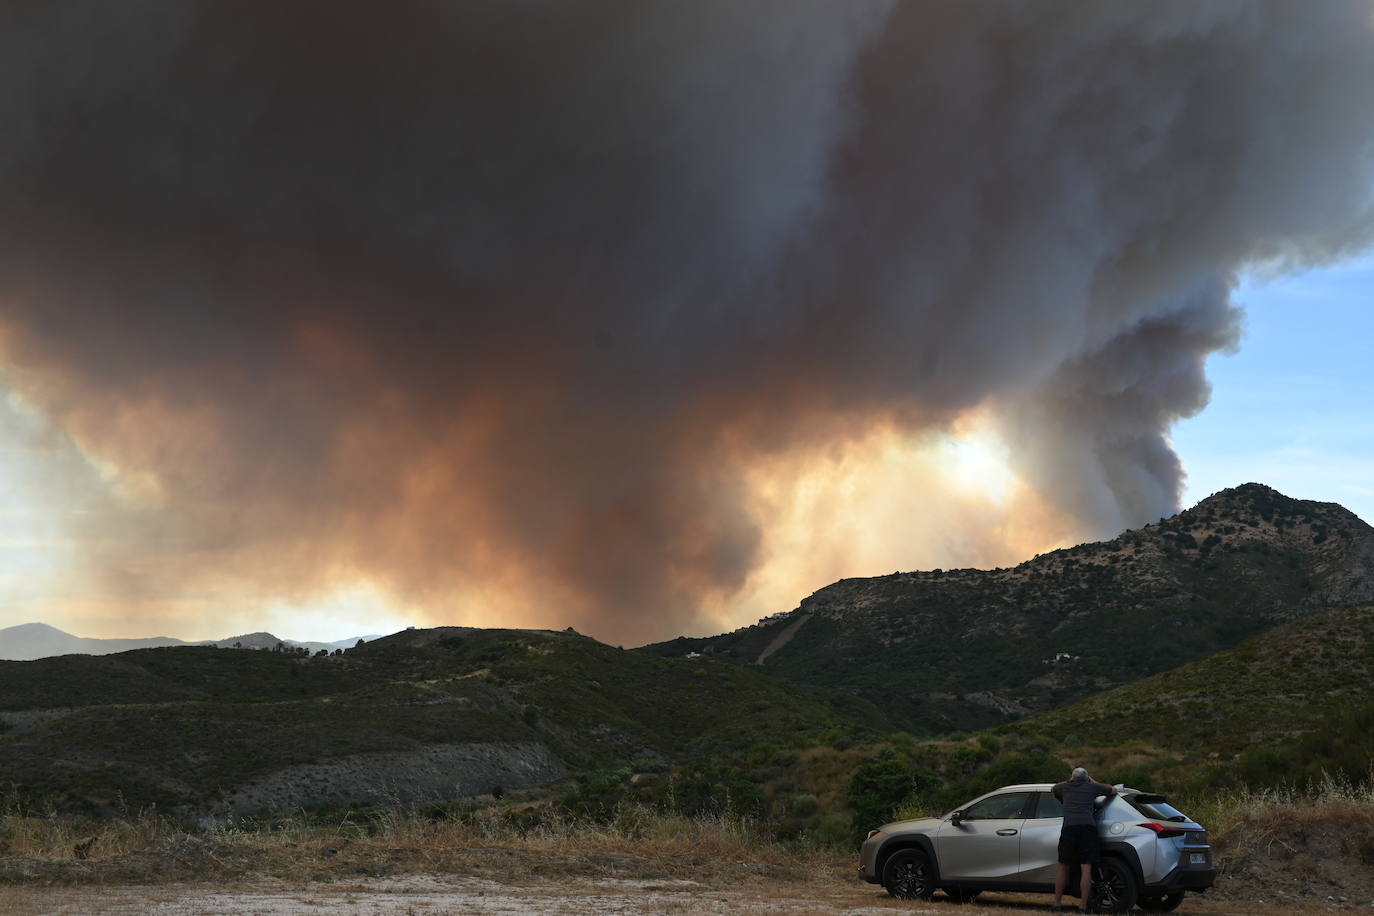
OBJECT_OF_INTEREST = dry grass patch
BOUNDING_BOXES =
[1191,774,1374,907]
[0,808,168,862]
[1,802,847,887]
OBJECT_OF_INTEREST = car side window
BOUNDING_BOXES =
[1032,792,1064,819]
[963,792,1029,820]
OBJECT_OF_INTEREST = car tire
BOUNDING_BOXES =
[943,886,981,903]
[1137,891,1185,912]
[1088,858,1139,914]
[882,848,935,900]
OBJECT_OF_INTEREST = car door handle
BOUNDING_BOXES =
[996,829,1018,836]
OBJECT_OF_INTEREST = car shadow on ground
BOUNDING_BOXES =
[925,892,1088,911]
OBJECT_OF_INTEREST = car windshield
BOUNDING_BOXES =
[1129,794,1190,822]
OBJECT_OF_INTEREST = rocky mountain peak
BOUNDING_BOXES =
[640,483,1374,733]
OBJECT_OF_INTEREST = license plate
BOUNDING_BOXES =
[1190,853,1206,865]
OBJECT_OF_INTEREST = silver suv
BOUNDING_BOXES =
[858,783,1215,913]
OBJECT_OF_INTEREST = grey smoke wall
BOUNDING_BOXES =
[0,1,1371,642]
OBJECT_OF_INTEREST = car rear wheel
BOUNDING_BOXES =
[1138,891,1185,911]
[882,849,935,900]
[1087,858,1138,913]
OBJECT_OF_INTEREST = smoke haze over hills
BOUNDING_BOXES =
[0,1,1371,643]
[0,622,385,662]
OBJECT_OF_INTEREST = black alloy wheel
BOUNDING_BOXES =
[882,849,935,900]
[1087,858,1139,914]
[1137,890,1186,912]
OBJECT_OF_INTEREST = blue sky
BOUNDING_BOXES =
[1174,256,1374,525]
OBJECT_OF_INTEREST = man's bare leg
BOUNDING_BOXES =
[1054,863,1068,905]
[1079,863,1093,909]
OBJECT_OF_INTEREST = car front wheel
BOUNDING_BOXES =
[1137,891,1185,912]
[1088,858,1139,914]
[882,848,935,900]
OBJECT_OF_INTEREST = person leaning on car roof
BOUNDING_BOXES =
[1051,766,1117,913]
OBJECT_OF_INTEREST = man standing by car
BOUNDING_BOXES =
[1052,767,1116,913]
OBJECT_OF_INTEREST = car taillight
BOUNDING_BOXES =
[1139,822,1186,839]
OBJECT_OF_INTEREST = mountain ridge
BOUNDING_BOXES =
[640,483,1374,732]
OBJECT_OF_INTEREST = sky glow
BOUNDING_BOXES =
[0,3,1370,647]
[0,260,1368,644]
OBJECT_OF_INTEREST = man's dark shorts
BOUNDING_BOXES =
[1058,824,1101,865]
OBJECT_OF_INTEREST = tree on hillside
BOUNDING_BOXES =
[849,749,935,840]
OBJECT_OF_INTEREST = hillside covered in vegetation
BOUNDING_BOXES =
[0,627,889,820]
[643,484,1374,733]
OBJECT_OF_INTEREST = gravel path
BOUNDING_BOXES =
[0,877,1358,915]
[2,875,915,915]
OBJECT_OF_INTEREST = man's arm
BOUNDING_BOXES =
[1094,781,1117,803]
[1052,781,1067,801]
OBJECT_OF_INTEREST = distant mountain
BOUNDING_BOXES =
[640,483,1374,733]
[0,623,186,661]
[0,623,387,661]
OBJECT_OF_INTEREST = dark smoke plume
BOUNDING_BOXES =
[0,1,1371,642]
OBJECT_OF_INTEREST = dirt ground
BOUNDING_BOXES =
[2,873,1370,915]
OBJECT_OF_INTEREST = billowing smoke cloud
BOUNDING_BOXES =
[0,1,1371,643]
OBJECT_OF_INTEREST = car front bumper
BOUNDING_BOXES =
[857,835,882,884]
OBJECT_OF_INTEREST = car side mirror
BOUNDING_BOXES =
[950,810,965,826]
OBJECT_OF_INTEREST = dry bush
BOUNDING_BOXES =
[0,805,173,862]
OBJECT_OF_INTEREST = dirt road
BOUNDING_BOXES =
[1,876,1360,915]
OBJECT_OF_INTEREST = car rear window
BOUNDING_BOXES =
[1128,795,1189,822]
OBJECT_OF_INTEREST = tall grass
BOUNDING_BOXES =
[1182,767,1374,836]
[0,793,172,861]
[3,797,833,867]
[358,803,795,860]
